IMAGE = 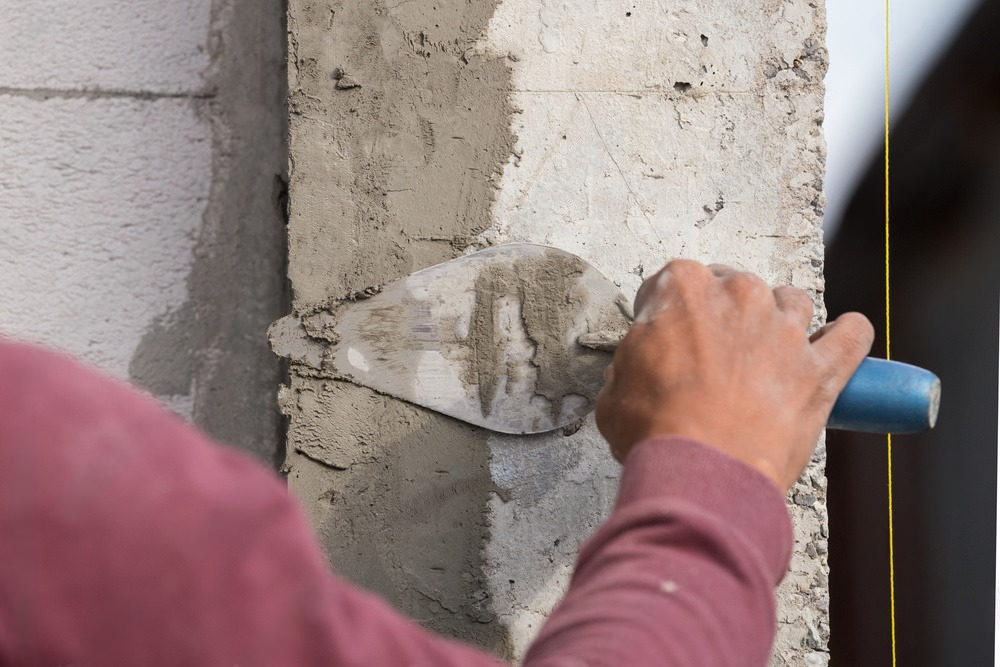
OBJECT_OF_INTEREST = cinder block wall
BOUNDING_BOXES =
[280,0,831,662]
[0,0,287,461]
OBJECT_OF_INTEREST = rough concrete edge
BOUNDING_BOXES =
[772,1,832,662]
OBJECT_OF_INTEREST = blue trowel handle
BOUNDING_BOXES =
[827,357,941,434]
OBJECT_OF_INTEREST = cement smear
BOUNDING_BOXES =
[470,267,507,418]
[468,253,628,424]
[287,0,517,309]
[283,0,516,654]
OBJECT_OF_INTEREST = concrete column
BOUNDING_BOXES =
[280,0,830,662]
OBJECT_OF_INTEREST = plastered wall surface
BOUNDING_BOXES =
[0,0,287,460]
[280,0,830,663]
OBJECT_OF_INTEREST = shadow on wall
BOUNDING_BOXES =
[824,1,999,663]
[128,0,290,464]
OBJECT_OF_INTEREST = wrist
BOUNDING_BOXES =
[615,436,794,581]
[626,426,788,493]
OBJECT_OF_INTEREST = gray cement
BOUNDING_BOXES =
[130,0,289,462]
[281,0,518,653]
[281,0,832,663]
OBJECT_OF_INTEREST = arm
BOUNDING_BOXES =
[522,437,792,666]
[525,260,873,665]
[0,341,783,667]
[0,340,509,667]
[0,262,871,666]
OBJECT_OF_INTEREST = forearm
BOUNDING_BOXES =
[0,340,508,666]
[245,439,792,667]
[0,341,791,666]
[289,438,793,667]
[523,438,793,667]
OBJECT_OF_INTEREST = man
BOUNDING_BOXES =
[0,260,873,665]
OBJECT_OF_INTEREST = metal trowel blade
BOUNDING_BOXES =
[327,244,632,434]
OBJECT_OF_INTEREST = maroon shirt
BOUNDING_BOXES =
[0,340,792,666]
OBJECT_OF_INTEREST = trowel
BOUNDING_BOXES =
[315,244,940,435]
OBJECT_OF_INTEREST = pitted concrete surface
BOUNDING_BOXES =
[281,0,831,663]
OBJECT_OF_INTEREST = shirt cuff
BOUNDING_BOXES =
[616,436,794,584]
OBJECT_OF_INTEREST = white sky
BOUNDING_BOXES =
[823,0,981,238]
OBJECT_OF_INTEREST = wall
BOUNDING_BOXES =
[0,0,287,461]
[279,0,830,662]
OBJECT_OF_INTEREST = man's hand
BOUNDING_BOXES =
[596,260,874,492]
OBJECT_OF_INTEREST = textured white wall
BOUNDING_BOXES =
[0,1,288,459]
[1,0,211,92]
[0,0,213,417]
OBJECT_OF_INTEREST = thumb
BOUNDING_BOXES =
[811,312,875,398]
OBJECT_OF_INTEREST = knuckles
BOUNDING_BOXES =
[635,259,709,318]
[722,271,770,301]
[662,258,709,279]
[774,285,813,312]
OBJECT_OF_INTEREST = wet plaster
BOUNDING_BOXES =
[467,253,626,424]
[284,0,832,663]
[280,380,505,644]
[286,0,517,308]
[282,0,517,655]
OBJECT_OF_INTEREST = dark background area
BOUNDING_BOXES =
[825,1,1000,663]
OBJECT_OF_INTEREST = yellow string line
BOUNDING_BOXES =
[884,0,897,663]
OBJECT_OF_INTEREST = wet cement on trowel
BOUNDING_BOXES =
[469,254,628,424]
[284,0,517,657]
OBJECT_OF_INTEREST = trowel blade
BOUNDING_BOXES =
[327,244,632,434]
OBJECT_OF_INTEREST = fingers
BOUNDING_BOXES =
[773,286,814,331]
[811,312,875,392]
[632,272,661,321]
[809,321,834,343]
[707,263,736,278]
[634,260,814,329]
[716,269,796,328]
[634,259,707,323]
[718,270,770,303]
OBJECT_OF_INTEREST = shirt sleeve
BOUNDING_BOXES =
[0,340,791,667]
[522,438,794,667]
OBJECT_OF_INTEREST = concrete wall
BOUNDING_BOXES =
[280,0,830,663]
[0,0,288,461]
